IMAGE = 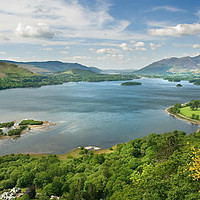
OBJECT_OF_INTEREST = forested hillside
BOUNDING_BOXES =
[0,64,138,90]
[1,130,200,199]
[0,60,101,74]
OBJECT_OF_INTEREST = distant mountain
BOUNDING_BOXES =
[102,69,137,74]
[0,60,102,74]
[0,61,36,78]
[136,55,200,75]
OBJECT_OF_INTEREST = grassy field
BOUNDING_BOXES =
[26,145,118,161]
[179,106,200,118]
[0,62,37,77]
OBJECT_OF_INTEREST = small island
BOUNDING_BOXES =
[176,84,182,87]
[0,119,57,140]
[121,81,142,86]
[165,100,200,125]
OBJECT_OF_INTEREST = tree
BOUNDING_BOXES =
[190,100,200,110]
[20,194,30,200]
[17,172,34,187]
[191,113,196,119]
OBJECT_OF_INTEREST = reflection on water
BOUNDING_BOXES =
[0,79,199,155]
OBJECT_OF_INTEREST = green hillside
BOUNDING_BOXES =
[0,60,102,74]
[0,130,200,199]
[0,67,138,90]
[0,62,36,78]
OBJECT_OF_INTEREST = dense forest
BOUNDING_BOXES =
[0,68,138,90]
[1,130,200,199]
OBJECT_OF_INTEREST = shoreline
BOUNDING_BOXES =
[165,106,200,125]
[0,145,118,160]
[0,121,58,140]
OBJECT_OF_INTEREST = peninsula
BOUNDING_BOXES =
[165,100,200,125]
[0,119,57,140]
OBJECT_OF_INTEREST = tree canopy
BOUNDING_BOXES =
[1,130,200,199]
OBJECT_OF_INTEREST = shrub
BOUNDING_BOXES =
[19,120,43,126]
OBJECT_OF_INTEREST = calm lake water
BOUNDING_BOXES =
[0,78,199,156]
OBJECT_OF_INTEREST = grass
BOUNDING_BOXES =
[27,145,118,161]
[0,62,36,78]
[179,106,200,118]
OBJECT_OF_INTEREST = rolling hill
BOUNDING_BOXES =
[0,60,101,74]
[0,62,36,78]
[136,55,200,75]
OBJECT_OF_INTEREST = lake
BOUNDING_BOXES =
[0,78,199,156]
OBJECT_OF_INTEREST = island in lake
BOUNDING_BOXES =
[121,81,142,86]
[0,119,57,140]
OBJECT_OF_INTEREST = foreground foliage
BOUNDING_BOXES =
[1,130,200,199]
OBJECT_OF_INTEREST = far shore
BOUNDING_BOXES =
[165,106,200,126]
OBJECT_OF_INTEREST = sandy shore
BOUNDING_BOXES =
[165,107,200,125]
[0,121,58,140]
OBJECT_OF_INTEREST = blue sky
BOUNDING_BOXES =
[0,0,200,70]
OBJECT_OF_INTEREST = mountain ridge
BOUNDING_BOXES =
[136,55,200,75]
[0,60,102,74]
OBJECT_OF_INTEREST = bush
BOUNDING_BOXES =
[7,128,22,136]
[89,151,94,155]
[19,119,43,126]
[0,121,14,128]
[20,194,30,200]
[79,150,85,155]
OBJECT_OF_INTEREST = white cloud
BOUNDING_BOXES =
[91,47,124,62]
[119,43,133,51]
[133,42,147,51]
[97,54,124,61]
[146,20,171,28]
[149,23,200,37]
[134,42,145,47]
[135,47,147,51]
[152,6,185,12]
[192,44,200,49]
[15,23,59,39]
[0,0,155,44]
[42,48,54,51]
[59,51,69,54]
[149,42,165,50]
[72,56,91,60]
[63,56,91,62]
[0,52,6,54]
[93,48,121,54]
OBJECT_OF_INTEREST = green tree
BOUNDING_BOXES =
[19,194,30,200]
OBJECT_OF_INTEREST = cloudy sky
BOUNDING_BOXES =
[0,0,200,70]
